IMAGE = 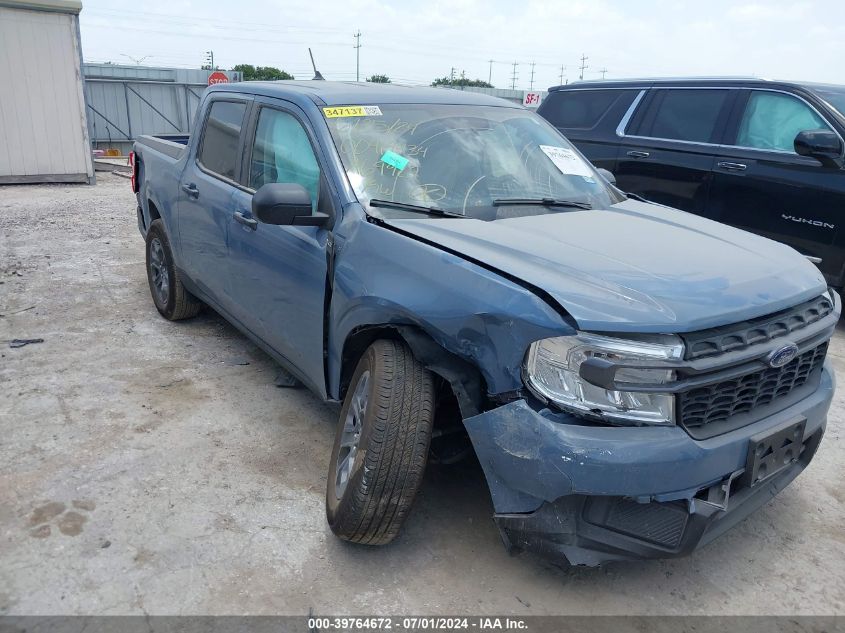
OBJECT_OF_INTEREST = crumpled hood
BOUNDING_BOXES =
[384,198,828,332]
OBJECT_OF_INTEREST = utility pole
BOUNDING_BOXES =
[450,67,456,83]
[488,59,494,85]
[600,67,608,79]
[529,61,536,90]
[205,50,214,70]
[559,65,566,85]
[353,30,361,81]
[510,61,518,90]
[579,54,588,81]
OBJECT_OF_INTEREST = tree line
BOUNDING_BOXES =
[230,65,494,87]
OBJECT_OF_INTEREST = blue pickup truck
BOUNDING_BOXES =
[131,81,838,566]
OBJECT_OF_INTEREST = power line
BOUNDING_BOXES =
[120,53,150,65]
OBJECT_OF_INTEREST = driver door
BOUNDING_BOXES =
[226,101,332,395]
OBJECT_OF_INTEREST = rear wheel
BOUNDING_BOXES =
[145,219,202,320]
[326,339,435,545]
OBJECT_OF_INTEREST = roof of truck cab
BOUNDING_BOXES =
[207,80,519,108]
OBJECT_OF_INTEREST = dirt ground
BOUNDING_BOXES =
[1,173,844,615]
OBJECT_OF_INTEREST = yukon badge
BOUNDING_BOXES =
[767,342,799,368]
[782,214,834,229]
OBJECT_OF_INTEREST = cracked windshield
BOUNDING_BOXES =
[324,104,624,220]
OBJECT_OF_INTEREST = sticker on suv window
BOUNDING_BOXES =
[323,105,383,118]
[539,145,593,178]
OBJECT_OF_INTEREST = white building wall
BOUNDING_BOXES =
[0,3,94,183]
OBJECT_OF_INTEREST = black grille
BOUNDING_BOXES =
[681,295,833,360]
[603,499,688,549]
[678,341,828,430]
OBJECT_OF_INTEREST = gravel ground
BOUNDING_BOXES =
[1,173,844,615]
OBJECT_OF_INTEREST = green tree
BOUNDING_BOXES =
[366,74,391,83]
[431,76,493,88]
[232,64,294,81]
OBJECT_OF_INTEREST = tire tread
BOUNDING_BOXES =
[328,339,435,545]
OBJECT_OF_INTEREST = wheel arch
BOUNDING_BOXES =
[339,324,487,419]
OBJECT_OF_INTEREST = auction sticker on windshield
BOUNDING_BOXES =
[380,150,409,171]
[323,105,383,118]
[539,145,593,178]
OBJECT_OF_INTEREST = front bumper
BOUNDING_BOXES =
[463,362,834,566]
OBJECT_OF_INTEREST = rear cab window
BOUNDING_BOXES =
[630,89,732,143]
[198,100,248,180]
[540,89,631,130]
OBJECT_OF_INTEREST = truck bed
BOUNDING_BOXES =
[136,134,188,160]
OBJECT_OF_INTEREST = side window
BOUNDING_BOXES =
[249,108,320,211]
[637,89,729,143]
[541,90,624,129]
[736,91,831,152]
[198,101,247,180]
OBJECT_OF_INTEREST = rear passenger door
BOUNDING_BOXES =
[538,88,641,171]
[707,89,845,284]
[615,88,736,215]
[178,97,251,309]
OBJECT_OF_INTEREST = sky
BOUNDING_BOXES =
[79,0,845,88]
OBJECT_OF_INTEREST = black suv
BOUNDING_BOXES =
[537,78,845,286]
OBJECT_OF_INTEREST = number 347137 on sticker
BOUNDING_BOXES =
[323,105,383,118]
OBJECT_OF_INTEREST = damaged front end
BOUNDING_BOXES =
[463,363,834,566]
[463,294,838,566]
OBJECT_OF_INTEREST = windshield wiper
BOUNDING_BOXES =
[368,199,466,218]
[492,197,592,210]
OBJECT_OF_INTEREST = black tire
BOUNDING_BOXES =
[145,219,202,320]
[326,339,435,545]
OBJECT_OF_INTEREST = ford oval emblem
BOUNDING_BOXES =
[767,343,799,368]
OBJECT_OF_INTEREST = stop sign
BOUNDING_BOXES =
[208,71,229,85]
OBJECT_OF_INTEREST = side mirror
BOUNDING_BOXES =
[596,167,617,186]
[794,129,843,169]
[252,183,329,226]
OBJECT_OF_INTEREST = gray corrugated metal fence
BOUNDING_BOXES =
[83,63,241,154]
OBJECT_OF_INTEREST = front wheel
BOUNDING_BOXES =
[326,339,435,545]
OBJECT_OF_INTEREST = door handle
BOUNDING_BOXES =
[181,183,199,198]
[626,150,650,159]
[234,211,258,230]
[717,161,747,171]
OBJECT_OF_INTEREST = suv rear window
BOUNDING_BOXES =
[199,100,247,180]
[634,89,729,143]
[541,89,625,129]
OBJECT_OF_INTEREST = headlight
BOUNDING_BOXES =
[524,332,684,425]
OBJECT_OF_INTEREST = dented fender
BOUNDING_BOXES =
[327,208,571,400]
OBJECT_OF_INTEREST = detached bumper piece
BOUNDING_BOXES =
[495,426,824,567]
